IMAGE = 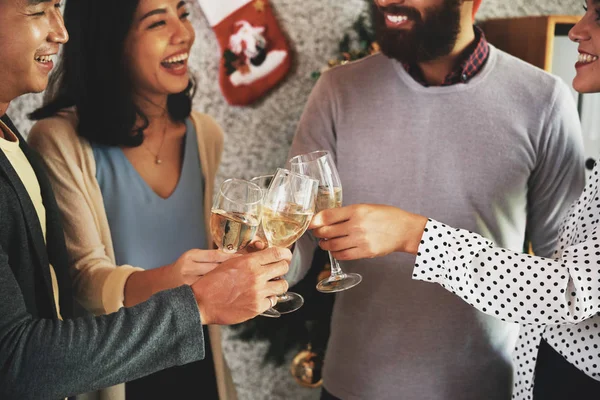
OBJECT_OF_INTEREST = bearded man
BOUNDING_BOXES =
[288,1,586,399]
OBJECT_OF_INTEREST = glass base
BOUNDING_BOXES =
[260,307,281,318]
[317,273,362,293]
[273,292,304,314]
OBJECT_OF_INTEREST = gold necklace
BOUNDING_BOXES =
[142,118,168,165]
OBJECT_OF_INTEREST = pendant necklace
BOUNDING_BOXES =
[142,117,168,165]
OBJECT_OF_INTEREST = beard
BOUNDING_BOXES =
[372,0,462,64]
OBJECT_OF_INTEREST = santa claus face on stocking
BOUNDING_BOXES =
[229,21,267,64]
[197,0,292,105]
[124,0,195,100]
[225,19,287,87]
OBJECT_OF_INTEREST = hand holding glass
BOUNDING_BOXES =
[289,150,362,293]
[210,179,280,318]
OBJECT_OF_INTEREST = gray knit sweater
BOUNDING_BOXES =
[289,45,585,400]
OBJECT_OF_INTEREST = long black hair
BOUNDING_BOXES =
[30,0,194,147]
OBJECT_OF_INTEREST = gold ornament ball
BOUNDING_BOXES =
[290,348,323,388]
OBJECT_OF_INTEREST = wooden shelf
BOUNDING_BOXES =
[480,15,581,72]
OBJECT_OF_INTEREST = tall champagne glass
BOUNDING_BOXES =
[249,174,273,245]
[289,150,362,293]
[261,168,318,314]
[210,179,279,318]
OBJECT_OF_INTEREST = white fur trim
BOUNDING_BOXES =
[229,50,287,86]
[197,0,254,27]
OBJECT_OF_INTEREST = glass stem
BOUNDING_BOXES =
[328,251,345,278]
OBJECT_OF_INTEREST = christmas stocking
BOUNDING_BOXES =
[197,0,292,106]
[472,0,482,20]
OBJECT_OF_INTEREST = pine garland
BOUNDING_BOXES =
[311,12,378,80]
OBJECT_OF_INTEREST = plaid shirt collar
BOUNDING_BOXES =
[403,26,489,87]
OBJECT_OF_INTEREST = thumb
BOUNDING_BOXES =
[187,249,241,263]
[186,261,221,277]
[309,211,326,230]
[309,207,350,229]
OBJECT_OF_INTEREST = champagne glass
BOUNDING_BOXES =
[210,179,262,254]
[289,150,362,293]
[261,168,318,314]
[249,174,273,246]
[210,179,280,318]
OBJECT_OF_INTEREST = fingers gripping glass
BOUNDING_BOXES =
[210,179,279,318]
[289,150,362,293]
[260,168,318,314]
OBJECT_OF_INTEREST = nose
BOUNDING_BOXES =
[48,7,69,44]
[171,19,194,46]
[569,16,590,44]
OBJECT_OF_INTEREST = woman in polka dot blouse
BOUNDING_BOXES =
[309,4,600,399]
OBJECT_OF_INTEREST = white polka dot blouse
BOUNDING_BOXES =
[414,164,600,399]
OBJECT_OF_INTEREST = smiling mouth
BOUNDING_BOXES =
[161,52,189,68]
[386,14,409,24]
[578,53,599,65]
[35,55,54,64]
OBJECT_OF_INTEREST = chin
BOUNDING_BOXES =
[573,78,600,94]
[28,81,50,95]
[163,79,190,95]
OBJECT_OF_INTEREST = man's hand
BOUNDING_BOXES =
[192,247,291,325]
[309,204,428,260]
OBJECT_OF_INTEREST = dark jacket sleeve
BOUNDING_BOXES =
[0,247,205,400]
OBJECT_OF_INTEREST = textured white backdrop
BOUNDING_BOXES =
[6,0,584,398]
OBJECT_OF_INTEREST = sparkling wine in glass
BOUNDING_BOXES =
[261,168,318,314]
[210,179,280,318]
[289,150,362,293]
[210,179,262,254]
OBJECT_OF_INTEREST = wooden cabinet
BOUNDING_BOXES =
[480,15,580,72]
[482,15,600,181]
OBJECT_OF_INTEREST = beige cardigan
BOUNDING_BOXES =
[28,110,236,400]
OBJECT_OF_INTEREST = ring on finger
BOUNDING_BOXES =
[269,296,277,308]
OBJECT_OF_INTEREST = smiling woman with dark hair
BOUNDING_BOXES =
[27,1,236,399]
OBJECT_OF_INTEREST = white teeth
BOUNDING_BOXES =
[386,14,409,24]
[163,52,189,64]
[35,55,53,63]
[578,53,599,64]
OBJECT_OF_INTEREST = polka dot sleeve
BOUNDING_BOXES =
[412,219,600,325]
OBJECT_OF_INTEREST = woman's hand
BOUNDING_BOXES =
[239,239,268,254]
[309,204,428,260]
[168,249,241,285]
[124,249,240,307]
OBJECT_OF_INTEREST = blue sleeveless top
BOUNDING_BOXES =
[92,118,207,269]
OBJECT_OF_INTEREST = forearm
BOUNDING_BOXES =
[413,219,600,325]
[0,286,204,400]
[124,265,180,307]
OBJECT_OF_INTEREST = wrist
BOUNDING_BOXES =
[192,279,211,325]
[400,214,428,255]
[160,263,184,290]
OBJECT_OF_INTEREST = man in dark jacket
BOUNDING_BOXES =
[0,1,290,398]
